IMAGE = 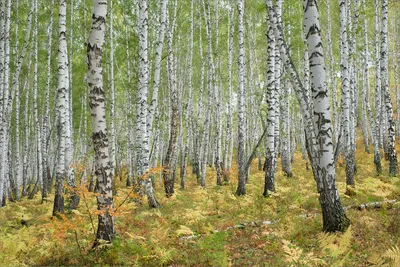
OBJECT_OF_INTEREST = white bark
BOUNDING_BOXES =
[109,0,116,177]
[236,0,246,195]
[375,0,382,149]
[264,0,277,196]
[136,0,159,207]
[87,0,115,244]
[42,0,55,200]
[303,0,350,232]
[223,1,234,182]
[380,0,397,176]
[32,0,43,200]
[53,0,70,215]
[148,0,168,150]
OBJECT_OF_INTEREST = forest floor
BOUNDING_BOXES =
[1,145,400,266]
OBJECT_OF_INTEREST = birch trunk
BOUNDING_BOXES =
[339,0,354,187]
[264,0,276,196]
[136,0,159,207]
[109,0,116,178]
[236,0,246,196]
[223,0,234,183]
[32,0,44,201]
[303,0,350,232]
[326,0,339,141]
[180,0,194,189]
[271,1,350,232]
[380,0,397,176]
[53,0,70,215]
[163,8,179,197]
[375,0,382,149]
[42,0,55,202]
[361,0,381,173]
[87,0,115,244]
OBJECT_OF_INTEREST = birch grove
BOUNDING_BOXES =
[2,0,400,251]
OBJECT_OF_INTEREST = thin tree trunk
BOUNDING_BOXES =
[236,0,246,196]
[42,0,55,202]
[109,0,116,178]
[223,0,234,183]
[163,6,180,197]
[136,0,159,207]
[264,0,277,196]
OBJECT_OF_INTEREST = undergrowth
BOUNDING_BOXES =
[1,145,400,266]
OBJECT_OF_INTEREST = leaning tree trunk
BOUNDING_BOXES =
[87,0,115,244]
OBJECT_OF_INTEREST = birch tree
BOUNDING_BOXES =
[264,0,278,196]
[380,0,397,176]
[53,0,70,215]
[136,0,159,207]
[223,1,234,183]
[270,0,350,232]
[339,0,355,187]
[363,0,381,173]
[109,0,116,177]
[303,0,350,232]
[163,4,180,197]
[236,0,246,196]
[87,0,115,244]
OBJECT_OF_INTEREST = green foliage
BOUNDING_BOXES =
[197,232,229,267]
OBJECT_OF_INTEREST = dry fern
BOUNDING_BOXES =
[369,245,400,267]
[281,239,326,266]
[317,225,352,258]
[175,225,194,237]
[384,245,400,266]
[180,208,205,225]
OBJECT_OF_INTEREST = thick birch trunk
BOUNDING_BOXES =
[87,0,115,244]
[304,0,350,232]
[53,0,70,215]
[380,0,397,176]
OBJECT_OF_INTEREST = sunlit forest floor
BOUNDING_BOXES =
[1,143,400,266]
